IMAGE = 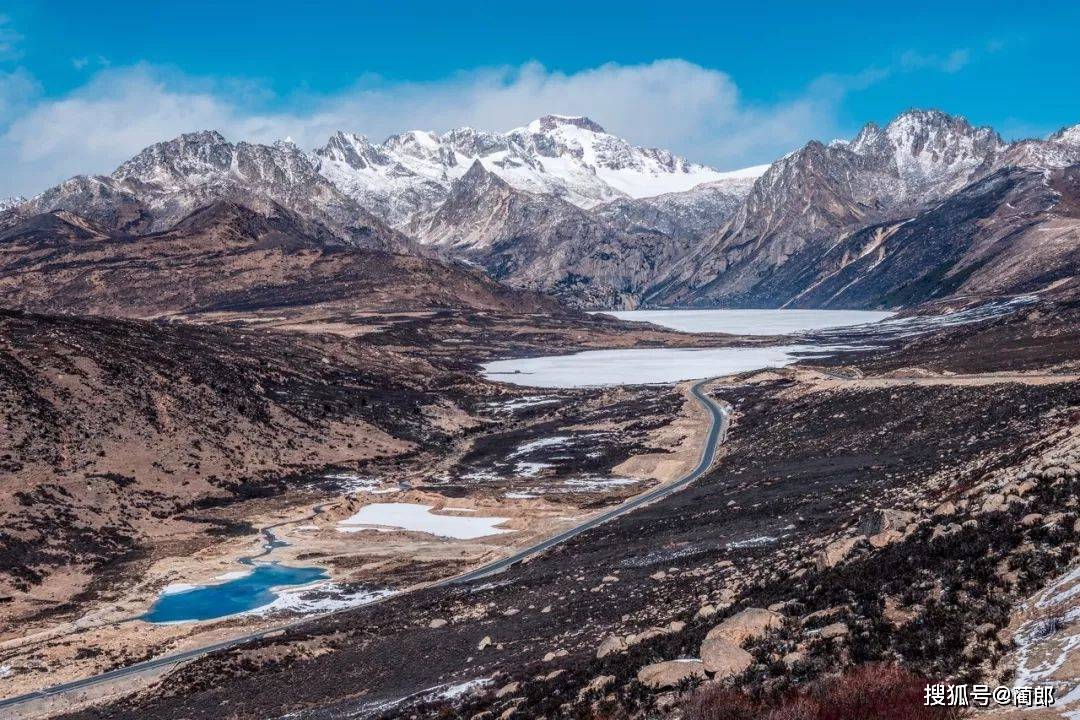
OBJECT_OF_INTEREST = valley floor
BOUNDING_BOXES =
[0,299,1070,720]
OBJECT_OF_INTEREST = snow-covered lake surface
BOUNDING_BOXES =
[484,309,887,388]
[596,308,894,335]
[484,344,830,388]
[338,503,511,539]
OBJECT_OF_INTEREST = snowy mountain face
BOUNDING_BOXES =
[314,115,740,229]
[0,197,25,213]
[22,131,408,251]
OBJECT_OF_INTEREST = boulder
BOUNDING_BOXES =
[882,597,914,627]
[932,501,956,517]
[428,618,448,629]
[478,635,492,650]
[1041,466,1066,480]
[859,509,916,537]
[930,523,961,541]
[495,682,520,698]
[696,604,717,619]
[819,622,849,639]
[596,634,627,659]
[815,537,864,570]
[699,636,754,677]
[781,651,806,667]
[1020,513,1044,527]
[636,660,706,689]
[579,675,615,698]
[704,608,782,646]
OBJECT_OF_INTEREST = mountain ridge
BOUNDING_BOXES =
[3,109,1078,312]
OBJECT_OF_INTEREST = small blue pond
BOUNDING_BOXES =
[142,564,329,623]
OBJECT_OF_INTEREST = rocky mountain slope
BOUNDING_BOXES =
[404,162,692,307]
[0,202,563,318]
[649,110,1080,308]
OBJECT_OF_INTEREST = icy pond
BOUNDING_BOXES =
[483,309,890,388]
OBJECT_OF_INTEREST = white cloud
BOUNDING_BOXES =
[0,52,973,198]
[899,48,971,74]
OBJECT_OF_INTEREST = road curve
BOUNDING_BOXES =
[0,379,728,711]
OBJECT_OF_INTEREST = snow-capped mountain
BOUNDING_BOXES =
[0,197,25,213]
[7,109,1078,311]
[20,131,408,251]
[314,115,751,228]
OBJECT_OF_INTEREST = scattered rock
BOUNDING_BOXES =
[428,618,447,629]
[478,635,492,650]
[1020,513,1045,527]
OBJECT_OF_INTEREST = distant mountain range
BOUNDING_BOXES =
[1,110,1078,312]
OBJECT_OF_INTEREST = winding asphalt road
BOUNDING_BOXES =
[0,379,729,713]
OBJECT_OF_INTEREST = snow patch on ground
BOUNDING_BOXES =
[261,583,394,615]
[488,396,559,412]
[516,461,552,477]
[510,436,572,456]
[1011,562,1080,701]
[338,503,512,539]
[323,472,395,495]
[563,477,638,491]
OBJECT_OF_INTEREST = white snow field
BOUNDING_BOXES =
[337,503,511,539]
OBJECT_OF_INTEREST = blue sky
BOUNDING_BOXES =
[1,0,1078,197]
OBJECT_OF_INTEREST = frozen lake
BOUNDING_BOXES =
[595,308,894,335]
[338,503,511,539]
[484,309,886,388]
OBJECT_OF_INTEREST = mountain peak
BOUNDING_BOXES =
[528,115,607,134]
[1050,124,1080,146]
